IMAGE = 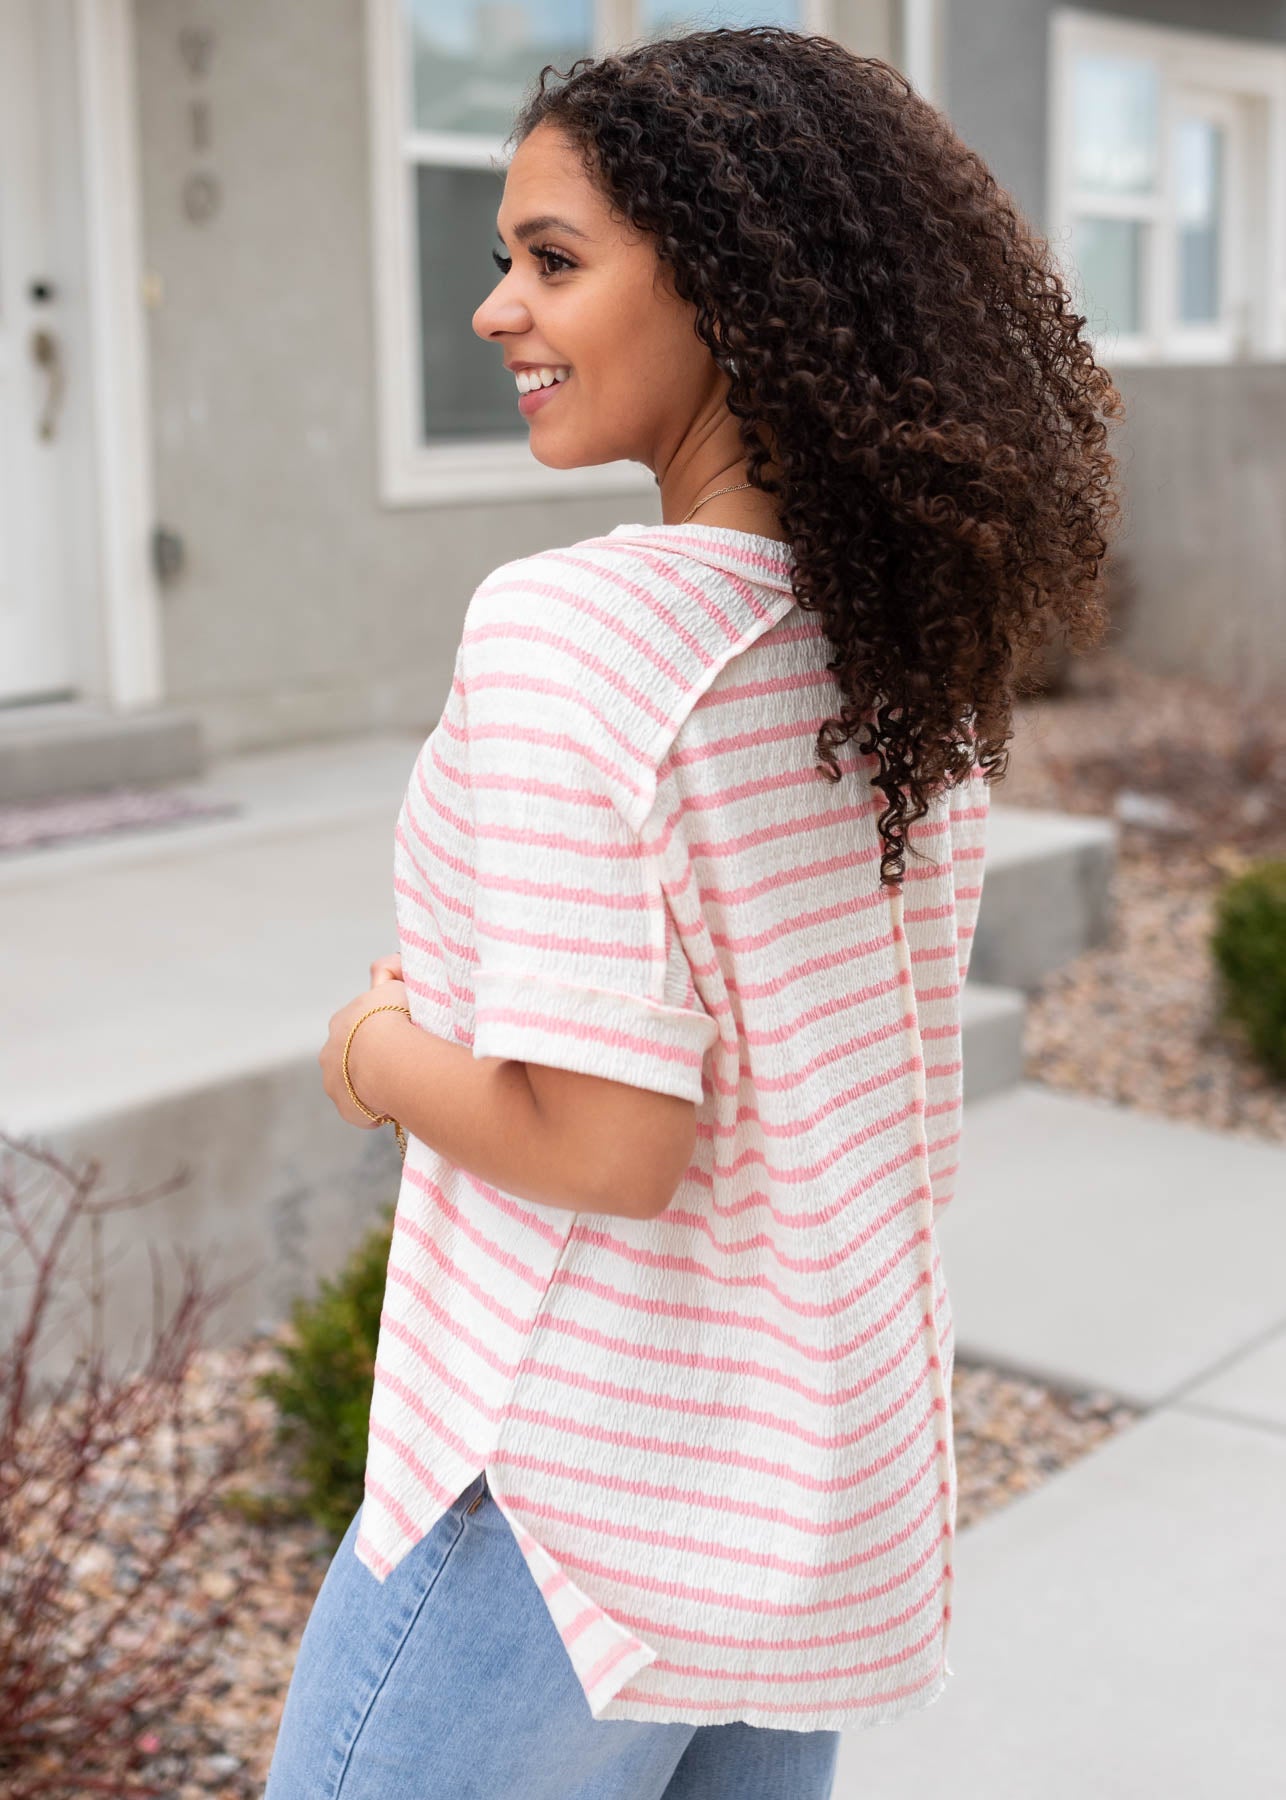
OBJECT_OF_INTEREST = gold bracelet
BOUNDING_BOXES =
[343,1003,412,1160]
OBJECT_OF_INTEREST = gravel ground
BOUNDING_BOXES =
[1000,644,1286,1143]
[16,1333,1139,1799]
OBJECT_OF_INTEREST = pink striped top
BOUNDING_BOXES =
[355,521,990,1732]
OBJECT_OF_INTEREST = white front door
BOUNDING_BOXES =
[0,0,75,703]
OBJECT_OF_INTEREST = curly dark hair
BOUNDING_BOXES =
[507,25,1126,886]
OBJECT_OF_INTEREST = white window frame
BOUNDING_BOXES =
[1048,8,1286,366]
[365,0,892,508]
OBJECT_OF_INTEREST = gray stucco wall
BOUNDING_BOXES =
[133,0,655,757]
[1108,363,1286,698]
[943,0,1286,700]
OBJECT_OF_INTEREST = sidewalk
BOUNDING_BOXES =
[833,1082,1286,1798]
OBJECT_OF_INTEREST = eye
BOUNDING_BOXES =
[491,245,574,279]
[532,245,574,276]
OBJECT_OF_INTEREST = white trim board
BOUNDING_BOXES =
[76,0,163,708]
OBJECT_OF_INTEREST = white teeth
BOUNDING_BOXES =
[515,366,571,393]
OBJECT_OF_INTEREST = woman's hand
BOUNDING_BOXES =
[318,954,409,1128]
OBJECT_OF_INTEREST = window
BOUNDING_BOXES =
[367,0,930,507]
[1049,9,1286,365]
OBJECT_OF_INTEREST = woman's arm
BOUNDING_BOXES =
[332,991,695,1221]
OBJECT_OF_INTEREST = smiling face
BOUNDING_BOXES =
[472,122,780,527]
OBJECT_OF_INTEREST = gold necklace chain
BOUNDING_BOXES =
[678,481,755,527]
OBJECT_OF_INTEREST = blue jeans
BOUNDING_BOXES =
[263,1470,841,1800]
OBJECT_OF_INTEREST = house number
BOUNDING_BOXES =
[177,26,220,225]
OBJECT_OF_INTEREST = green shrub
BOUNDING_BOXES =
[1210,858,1286,1081]
[254,1201,396,1541]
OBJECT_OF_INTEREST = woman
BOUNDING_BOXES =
[266,26,1121,1799]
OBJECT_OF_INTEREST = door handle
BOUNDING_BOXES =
[30,328,66,442]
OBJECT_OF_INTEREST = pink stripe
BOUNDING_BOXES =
[520,1271,944,1401]
[689,663,851,713]
[361,1474,424,1544]
[511,1343,935,1453]
[560,1602,604,1648]
[354,1531,395,1578]
[472,909,662,966]
[368,1411,475,1507]
[547,1255,935,1356]
[508,1485,949,1613]
[671,1146,930,1232]
[606,1559,948,1653]
[611,1656,946,1717]
[474,1002,703,1073]
[690,971,914,1068]
[666,684,881,759]
[660,832,936,913]
[394,1188,553,1295]
[685,1098,931,1191]
[569,1170,929,1276]
[605,525,792,581]
[464,628,672,731]
[405,1154,570,1250]
[646,1610,947,1687]
[482,558,706,676]
[658,747,871,826]
[383,1256,524,1373]
[378,1307,504,1422]
[585,1635,648,1697]
[487,1400,943,1543]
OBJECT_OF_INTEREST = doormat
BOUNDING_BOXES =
[0,785,243,855]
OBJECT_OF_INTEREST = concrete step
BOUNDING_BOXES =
[0,733,423,1382]
[960,981,1026,1103]
[0,698,207,804]
[971,802,1117,992]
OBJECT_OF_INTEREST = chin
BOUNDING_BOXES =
[528,438,623,472]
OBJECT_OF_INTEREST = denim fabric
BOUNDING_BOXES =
[263,1471,841,1800]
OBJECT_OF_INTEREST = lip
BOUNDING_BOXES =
[517,371,571,417]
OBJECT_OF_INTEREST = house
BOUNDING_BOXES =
[3,0,1284,805]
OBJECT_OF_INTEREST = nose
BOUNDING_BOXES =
[472,279,527,346]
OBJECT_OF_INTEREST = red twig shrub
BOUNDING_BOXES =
[0,1130,259,1799]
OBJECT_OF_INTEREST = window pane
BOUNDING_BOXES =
[1072,51,1159,197]
[1071,216,1144,336]
[1176,115,1222,324]
[406,0,593,137]
[416,165,526,443]
[641,0,800,30]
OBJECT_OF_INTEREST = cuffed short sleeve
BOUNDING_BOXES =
[460,574,718,1103]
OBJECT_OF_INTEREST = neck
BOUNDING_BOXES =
[666,457,785,532]
[656,411,788,538]
[674,488,788,540]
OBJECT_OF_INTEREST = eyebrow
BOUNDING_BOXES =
[494,214,592,245]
